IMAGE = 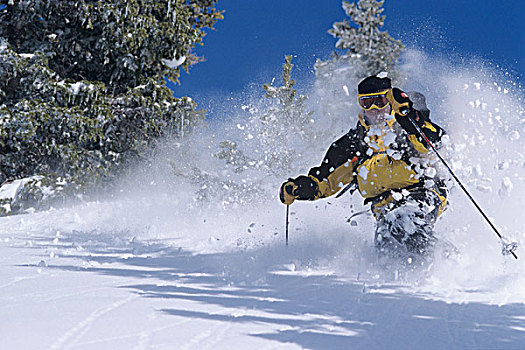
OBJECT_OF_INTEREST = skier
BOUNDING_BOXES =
[279,75,448,256]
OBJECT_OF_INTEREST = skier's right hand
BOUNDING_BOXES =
[279,176,319,205]
[280,179,298,205]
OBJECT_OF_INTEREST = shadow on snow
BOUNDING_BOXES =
[18,232,525,350]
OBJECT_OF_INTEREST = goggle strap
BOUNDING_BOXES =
[357,89,390,98]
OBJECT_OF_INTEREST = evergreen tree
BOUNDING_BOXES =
[258,55,315,174]
[175,56,315,208]
[216,55,314,176]
[329,0,404,77]
[313,0,404,131]
[0,1,222,212]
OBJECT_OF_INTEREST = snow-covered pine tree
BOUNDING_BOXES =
[177,56,314,208]
[216,55,314,176]
[313,0,404,132]
[259,55,315,175]
[0,1,222,212]
[329,0,404,77]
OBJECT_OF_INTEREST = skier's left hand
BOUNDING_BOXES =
[386,88,420,134]
[386,88,412,116]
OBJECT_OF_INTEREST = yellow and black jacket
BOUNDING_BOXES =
[292,109,448,216]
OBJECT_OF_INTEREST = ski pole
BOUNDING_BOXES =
[336,157,359,198]
[407,116,518,259]
[285,205,290,246]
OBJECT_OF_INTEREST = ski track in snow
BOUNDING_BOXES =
[0,274,42,290]
[50,295,138,350]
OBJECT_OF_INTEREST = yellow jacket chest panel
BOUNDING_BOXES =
[356,154,419,198]
[307,115,443,201]
[354,116,420,198]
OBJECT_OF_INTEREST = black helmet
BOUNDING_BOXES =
[358,76,392,94]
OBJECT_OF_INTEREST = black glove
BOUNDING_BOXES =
[279,175,319,205]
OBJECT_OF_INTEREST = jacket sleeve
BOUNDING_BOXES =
[292,130,362,200]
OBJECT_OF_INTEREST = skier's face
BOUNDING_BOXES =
[364,104,392,125]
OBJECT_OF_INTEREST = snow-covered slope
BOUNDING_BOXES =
[1,53,524,349]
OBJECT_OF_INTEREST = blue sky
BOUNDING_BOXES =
[171,1,524,104]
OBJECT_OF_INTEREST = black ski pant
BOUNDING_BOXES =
[371,188,442,255]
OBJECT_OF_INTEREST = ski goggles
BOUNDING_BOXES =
[357,90,390,110]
